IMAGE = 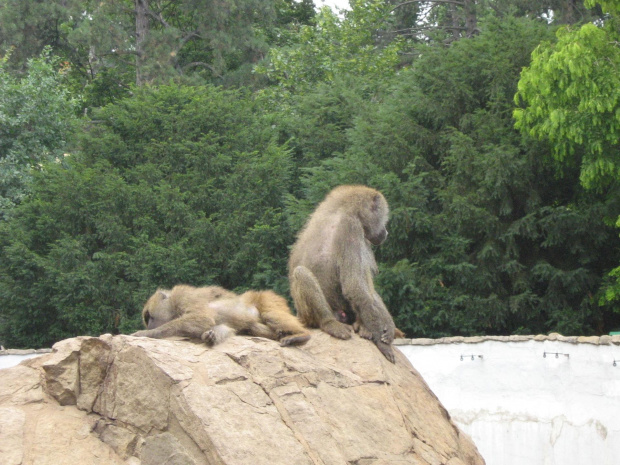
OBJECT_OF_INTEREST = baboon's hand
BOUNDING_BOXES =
[375,341,395,363]
[201,330,217,346]
[321,319,353,340]
[380,326,393,344]
[201,324,234,346]
[131,330,150,337]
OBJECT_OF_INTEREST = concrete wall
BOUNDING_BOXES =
[396,334,620,465]
[3,336,620,465]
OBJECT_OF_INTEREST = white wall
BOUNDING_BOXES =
[397,336,620,465]
[0,351,48,369]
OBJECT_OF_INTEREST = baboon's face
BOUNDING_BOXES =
[142,289,172,329]
[144,309,165,329]
[368,226,388,246]
[362,194,389,246]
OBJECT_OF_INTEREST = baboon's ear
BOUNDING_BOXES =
[158,289,171,299]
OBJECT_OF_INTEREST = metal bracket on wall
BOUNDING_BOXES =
[543,352,569,359]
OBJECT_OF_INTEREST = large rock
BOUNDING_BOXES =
[0,331,485,465]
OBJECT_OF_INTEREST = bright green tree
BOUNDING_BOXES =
[514,0,620,307]
[514,1,620,190]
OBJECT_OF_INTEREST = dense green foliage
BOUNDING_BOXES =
[0,85,295,347]
[280,16,619,338]
[0,50,78,218]
[1,0,619,347]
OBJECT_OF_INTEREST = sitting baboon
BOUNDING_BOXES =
[288,185,397,362]
[132,284,310,347]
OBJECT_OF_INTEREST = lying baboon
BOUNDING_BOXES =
[132,284,310,346]
[288,185,398,362]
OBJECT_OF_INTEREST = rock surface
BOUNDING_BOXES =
[0,330,485,465]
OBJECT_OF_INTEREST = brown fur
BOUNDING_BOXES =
[132,284,310,347]
[288,185,397,362]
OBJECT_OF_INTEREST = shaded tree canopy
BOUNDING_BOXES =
[0,0,316,106]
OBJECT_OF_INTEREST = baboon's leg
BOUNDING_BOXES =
[243,290,311,346]
[258,312,311,346]
[248,321,278,340]
[290,266,351,340]
[273,313,312,346]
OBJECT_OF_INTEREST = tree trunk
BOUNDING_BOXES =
[464,0,477,38]
[135,0,149,86]
[450,3,460,41]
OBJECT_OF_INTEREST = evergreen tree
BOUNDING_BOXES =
[0,84,293,348]
[283,16,620,337]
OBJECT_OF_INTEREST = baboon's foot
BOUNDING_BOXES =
[353,321,373,340]
[375,341,396,363]
[280,332,311,346]
[321,319,353,340]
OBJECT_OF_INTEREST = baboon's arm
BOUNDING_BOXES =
[132,313,216,339]
[339,237,396,362]
[340,269,395,343]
